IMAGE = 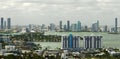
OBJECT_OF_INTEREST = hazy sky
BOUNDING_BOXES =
[0,0,120,26]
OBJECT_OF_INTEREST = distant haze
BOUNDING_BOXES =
[0,0,120,27]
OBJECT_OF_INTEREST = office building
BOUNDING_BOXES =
[59,21,62,30]
[64,25,67,31]
[84,25,88,31]
[67,20,70,31]
[71,24,77,31]
[103,25,108,32]
[91,20,99,32]
[97,20,99,31]
[84,35,102,49]
[115,18,118,33]
[1,17,4,29]
[28,24,32,30]
[49,23,56,31]
[7,18,11,29]
[4,21,6,29]
[41,24,45,29]
[77,21,81,31]
[61,34,80,50]
[92,23,97,32]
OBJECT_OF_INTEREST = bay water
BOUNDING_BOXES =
[34,32,120,49]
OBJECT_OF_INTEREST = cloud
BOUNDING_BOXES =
[0,0,120,26]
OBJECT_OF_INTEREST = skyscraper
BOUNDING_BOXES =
[59,21,62,30]
[77,21,81,31]
[7,18,11,29]
[103,25,108,32]
[64,24,67,31]
[61,34,80,49]
[97,20,99,31]
[92,21,99,32]
[92,23,97,32]
[115,18,118,33]
[71,24,77,31]
[1,17,4,29]
[67,20,70,31]
[4,21,6,29]
[50,23,55,31]
[84,25,88,31]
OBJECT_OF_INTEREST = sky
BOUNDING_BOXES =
[0,0,120,26]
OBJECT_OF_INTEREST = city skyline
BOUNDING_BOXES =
[0,0,120,26]
[0,17,11,29]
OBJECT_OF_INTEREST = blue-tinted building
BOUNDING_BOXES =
[77,21,81,31]
[92,23,97,32]
[7,18,11,29]
[1,17,4,29]
[61,34,80,50]
[92,21,99,32]
[84,35,102,49]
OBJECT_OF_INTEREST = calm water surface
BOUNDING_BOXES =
[34,32,120,49]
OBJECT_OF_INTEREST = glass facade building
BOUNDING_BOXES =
[67,20,70,31]
[7,18,11,29]
[1,17,4,29]
[77,21,81,31]
[59,21,62,30]
[61,34,80,49]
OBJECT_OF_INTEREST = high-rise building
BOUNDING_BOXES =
[84,35,102,49]
[71,24,77,31]
[28,24,32,30]
[67,20,70,31]
[7,18,11,29]
[4,21,6,29]
[92,21,99,32]
[92,23,97,32]
[115,18,118,33]
[1,17,4,29]
[64,24,67,31]
[49,23,56,31]
[59,21,62,30]
[41,24,45,29]
[103,25,108,32]
[61,34,80,50]
[97,20,99,31]
[77,21,81,31]
[84,25,88,31]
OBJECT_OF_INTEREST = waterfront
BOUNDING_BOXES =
[34,32,120,49]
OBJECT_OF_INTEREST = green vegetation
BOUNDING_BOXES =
[84,49,120,59]
[11,33,61,42]
[0,53,45,59]
[0,51,61,59]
